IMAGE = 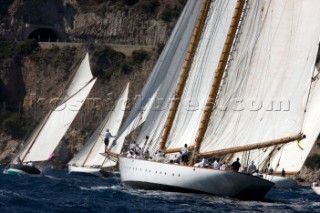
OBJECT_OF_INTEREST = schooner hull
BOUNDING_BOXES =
[5,164,41,175]
[68,165,103,177]
[119,158,274,200]
[263,175,297,189]
[312,185,320,195]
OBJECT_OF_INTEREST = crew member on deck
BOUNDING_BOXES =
[231,158,241,172]
[103,129,114,152]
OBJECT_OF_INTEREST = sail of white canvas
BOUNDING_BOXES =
[68,83,129,168]
[101,86,160,168]
[265,68,320,173]
[116,0,203,153]
[15,53,96,163]
[200,1,320,156]
[162,0,238,152]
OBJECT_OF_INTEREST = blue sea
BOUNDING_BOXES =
[0,166,319,213]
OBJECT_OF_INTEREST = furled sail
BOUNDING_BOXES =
[117,0,204,154]
[15,53,97,163]
[68,83,129,168]
[200,1,320,155]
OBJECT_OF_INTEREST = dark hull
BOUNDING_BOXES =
[8,164,41,175]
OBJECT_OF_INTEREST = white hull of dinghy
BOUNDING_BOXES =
[119,157,274,200]
[263,175,297,189]
[312,186,320,195]
[68,165,102,177]
[312,183,320,195]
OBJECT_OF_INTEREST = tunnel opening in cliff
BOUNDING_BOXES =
[27,28,59,42]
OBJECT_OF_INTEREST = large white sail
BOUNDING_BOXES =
[201,0,320,154]
[109,87,159,152]
[164,0,238,151]
[267,69,320,173]
[119,0,204,153]
[118,0,275,200]
[68,83,129,168]
[17,53,96,163]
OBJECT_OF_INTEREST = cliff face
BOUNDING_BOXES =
[0,0,185,165]
[0,0,182,45]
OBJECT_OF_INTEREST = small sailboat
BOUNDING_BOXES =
[312,182,320,195]
[5,53,97,175]
[67,83,130,177]
[115,0,320,200]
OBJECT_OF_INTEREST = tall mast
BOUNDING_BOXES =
[189,0,246,165]
[159,0,212,150]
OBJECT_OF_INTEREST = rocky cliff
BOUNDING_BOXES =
[0,0,186,166]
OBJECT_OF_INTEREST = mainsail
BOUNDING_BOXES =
[258,68,320,173]
[14,53,97,163]
[68,83,129,169]
[199,0,320,157]
[141,0,239,155]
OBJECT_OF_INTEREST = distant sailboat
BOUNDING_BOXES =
[5,53,97,175]
[115,0,320,200]
[68,83,129,177]
[312,182,320,195]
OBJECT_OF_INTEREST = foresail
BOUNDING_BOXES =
[117,0,204,156]
[68,83,129,168]
[165,0,238,151]
[200,1,320,154]
[23,79,96,162]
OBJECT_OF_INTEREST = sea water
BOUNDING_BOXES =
[0,166,319,213]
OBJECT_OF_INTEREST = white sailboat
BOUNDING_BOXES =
[68,83,129,177]
[312,182,320,195]
[117,0,320,200]
[5,53,97,175]
[117,0,272,201]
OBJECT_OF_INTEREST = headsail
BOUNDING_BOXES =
[15,53,96,163]
[118,0,204,153]
[68,83,129,168]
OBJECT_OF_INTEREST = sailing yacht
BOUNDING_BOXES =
[115,0,320,200]
[68,83,129,177]
[5,53,97,175]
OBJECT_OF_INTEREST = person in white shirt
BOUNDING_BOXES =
[27,161,34,167]
[194,158,209,167]
[129,141,137,152]
[103,129,114,151]
[212,159,221,169]
[248,161,257,174]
